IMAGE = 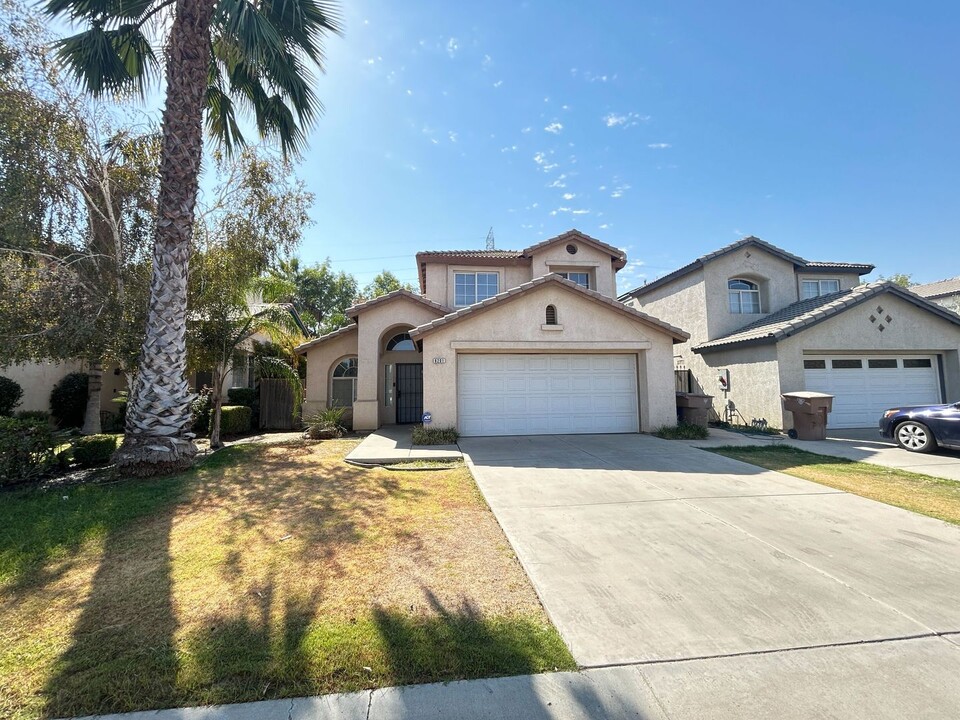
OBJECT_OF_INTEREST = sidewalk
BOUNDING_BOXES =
[344,425,462,464]
[685,427,960,482]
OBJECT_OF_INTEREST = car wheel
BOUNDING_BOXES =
[895,421,937,453]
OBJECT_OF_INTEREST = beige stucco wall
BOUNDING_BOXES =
[301,328,358,419]
[529,241,618,298]
[692,346,783,427]
[2,360,84,413]
[419,284,677,433]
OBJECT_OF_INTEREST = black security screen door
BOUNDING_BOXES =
[396,363,423,424]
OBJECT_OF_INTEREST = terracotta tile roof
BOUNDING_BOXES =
[346,288,451,318]
[693,281,960,354]
[912,276,960,300]
[416,249,524,259]
[294,323,357,354]
[409,273,689,342]
[521,229,627,269]
[618,236,874,301]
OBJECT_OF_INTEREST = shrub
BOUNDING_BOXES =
[412,425,460,446]
[219,405,252,435]
[0,376,24,416]
[653,422,710,440]
[0,416,54,486]
[16,410,51,423]
[73,434,119,468]
[50,372,89,428]
[227,387,257,407]
[304,406,347,439]
[191,389,212,434]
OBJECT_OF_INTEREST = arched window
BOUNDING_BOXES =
[728,279,761,314]
[331,357,358,407]
[385,332,416,351]
[545,304,558,325]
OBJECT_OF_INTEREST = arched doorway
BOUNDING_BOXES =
[380,326,423,425]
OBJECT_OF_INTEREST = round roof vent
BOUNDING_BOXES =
[566,243,578,254]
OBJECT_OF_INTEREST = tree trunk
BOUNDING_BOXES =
[113,0,215,476]
[209,364,224,449]
[81,360,103,435]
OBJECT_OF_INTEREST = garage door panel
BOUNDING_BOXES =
[459,353,639,437]
[804,355,940,428]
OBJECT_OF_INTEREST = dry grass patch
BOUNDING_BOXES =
[0,440,572,720]
[709,445,960,526]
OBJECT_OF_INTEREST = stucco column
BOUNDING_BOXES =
[353,323,380,430]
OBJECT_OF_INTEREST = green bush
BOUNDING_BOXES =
[411,425,460,446]
[653,422,710,440]
[50,372,88,428]
[0,376,24,416]
[304,406,347,439]
[191,389,211,434]
[227,387,257,406]
[16,410,51,423]
[219,405,252,435]
[0,416,54,485]
[73,434,119,468]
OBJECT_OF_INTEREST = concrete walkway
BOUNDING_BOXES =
[344,425,462,464]
[687,427,960,481]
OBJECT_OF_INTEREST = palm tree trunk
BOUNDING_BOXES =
[113,0,215,476]
[81,359,103,435]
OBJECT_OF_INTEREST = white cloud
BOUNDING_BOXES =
[493,80,503,88]
[544,121,563,134]
[430,138,439,145]
[405,89,413,96]
[603,111,649,128]
[572,209,590,215]
[482,54,492,69]
[610,183,631,198]
[599,223,611,229]
[561,104,571,111]
[446,37,459,57]
[521,126,532,134]
[533,151,547,165]
[562,192,575,200]
[598,185,607,191]
[500,145,518,152]
[648,142,672,149]
[448,131,458,143]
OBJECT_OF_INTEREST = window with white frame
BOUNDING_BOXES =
[801,279,840,299]
[454,272,499,306]
[559,272,590,289]
[330,357,358,407]
[728,278,761,314]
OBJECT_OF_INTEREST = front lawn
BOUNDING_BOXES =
[0,440,573,720]
[709,445,960,526]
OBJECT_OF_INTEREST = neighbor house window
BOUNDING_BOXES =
[801,279,840,299]
[559,272,589,288]
[385,332,416,351]
[454,272,499,306]
[728,279,761,314]
[331,357,358,407]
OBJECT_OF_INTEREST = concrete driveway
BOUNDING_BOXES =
[460,433,960,714]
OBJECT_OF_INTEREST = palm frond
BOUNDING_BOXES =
[254,355,303,413]
[44,0,158,23]
[54,24,158,96]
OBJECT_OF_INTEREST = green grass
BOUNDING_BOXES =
[411,425,460,446]
[709,445,960,526]
[0,441,571,720]
[653,422,710,440]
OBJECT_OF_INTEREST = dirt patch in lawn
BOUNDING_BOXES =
[0,440,572,720]
[709,445,960,526]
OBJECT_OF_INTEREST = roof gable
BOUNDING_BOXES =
[522,229,627,270]
[913,276,960,300]
[346,288,450,319]
[294,323,357,354]
[409,273,689,342]
[693,281,960,354]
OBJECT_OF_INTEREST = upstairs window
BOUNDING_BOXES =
[454,272,499,306]
[559,272,590,289]
[801,279,840,299]
[728,278,761,314]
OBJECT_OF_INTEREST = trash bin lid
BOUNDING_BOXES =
[781,391,834,399]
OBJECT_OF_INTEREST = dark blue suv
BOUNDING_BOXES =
[879,402,960,453]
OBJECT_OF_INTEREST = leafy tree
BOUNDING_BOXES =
[44,0,341,475]
[360,270,414,301]
[879,273,914,288]
[259,257,357,334]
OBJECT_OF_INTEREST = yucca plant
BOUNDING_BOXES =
[43,0,341,475]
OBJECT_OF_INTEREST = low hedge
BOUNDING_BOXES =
[0,416,54,486]
[653,422,710,440]
[227,387,257,407]
[219,405,252,435]
[73,434,120,468]
[411,425,460,446]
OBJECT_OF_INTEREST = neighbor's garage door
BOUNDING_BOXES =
[803,355,941,428]
[458,354,639,437]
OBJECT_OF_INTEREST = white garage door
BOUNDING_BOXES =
[458,354,639,437]
[803,355,941,428]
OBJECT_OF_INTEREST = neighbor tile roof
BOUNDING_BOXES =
[416,249,524,259]
[409,273,689,342]
[294,323,357,354]
[618,236,875,300]
[345,288,451,318]
[912,276,960,300]
[693,281,960,353]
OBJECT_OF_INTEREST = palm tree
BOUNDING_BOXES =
[44,0,341,475]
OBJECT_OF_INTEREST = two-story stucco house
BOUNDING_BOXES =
[297,229,688,436]
[620,236,960,430]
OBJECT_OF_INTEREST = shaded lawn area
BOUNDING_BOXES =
[709,445,960,526]
[0,440,573,720]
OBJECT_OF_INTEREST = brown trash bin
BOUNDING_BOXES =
[676,392,714,428]
[781,391,834,440]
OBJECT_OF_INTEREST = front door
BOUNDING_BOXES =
[396,363,423,424]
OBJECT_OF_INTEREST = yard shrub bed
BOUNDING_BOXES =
[73,434,120,468]
[654,422,709,440]
[411,425,459,445]
[218,405,252,435]
[0,416,54,486]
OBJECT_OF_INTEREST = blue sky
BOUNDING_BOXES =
[277,1,958,293]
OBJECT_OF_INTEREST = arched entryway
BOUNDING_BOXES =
[379,325,423,425]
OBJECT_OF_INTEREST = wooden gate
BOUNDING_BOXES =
[259,378,296,430]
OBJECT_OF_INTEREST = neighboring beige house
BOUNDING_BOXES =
[297,229,688,436]
[913,276,960,314]
[620,236,960,429]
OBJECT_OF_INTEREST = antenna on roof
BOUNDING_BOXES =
[485,227,495,250]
